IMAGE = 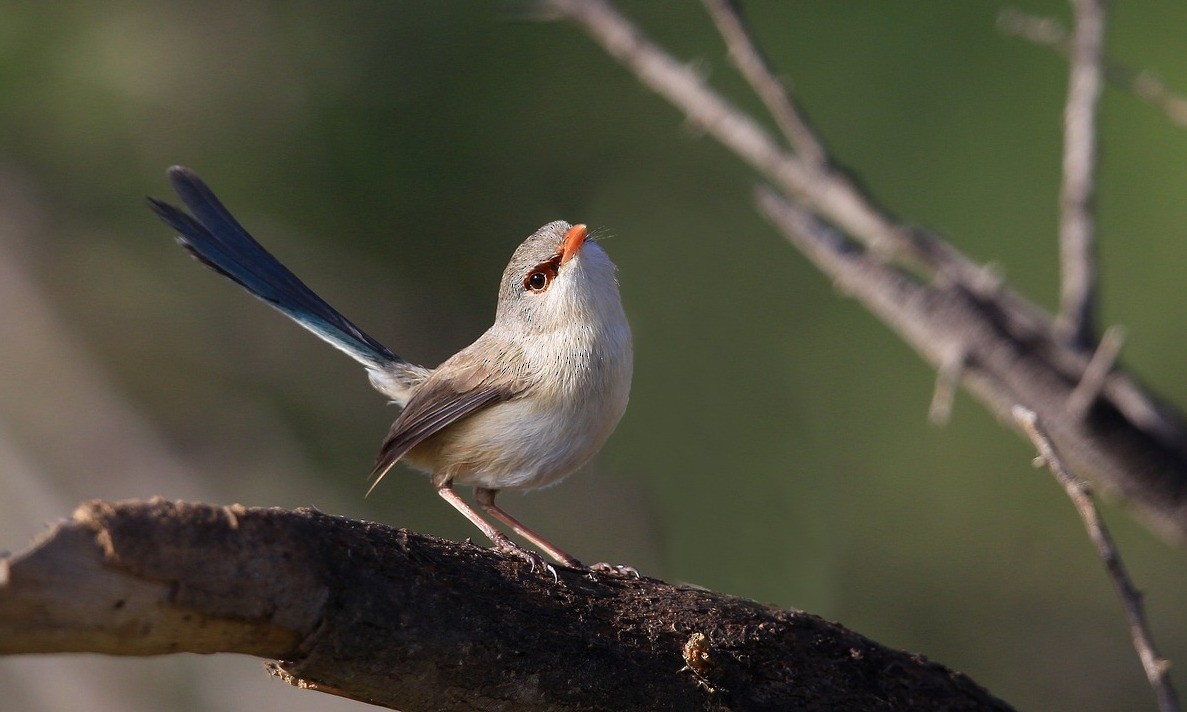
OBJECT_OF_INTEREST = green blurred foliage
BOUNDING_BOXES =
[3,2,1187,710]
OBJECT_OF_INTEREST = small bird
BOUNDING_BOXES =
[150,166,633,573]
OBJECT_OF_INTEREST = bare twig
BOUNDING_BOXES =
[1000,8,1187,127]
[929,349,966,426]
[1056,0,1105,348]
[1068,324,1126,417]
[0,499,1013,712]
[998,9,1066,47]
[700,0,827,168]
[1013,407,1180,712]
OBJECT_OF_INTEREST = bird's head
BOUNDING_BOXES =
[495,221,623,336]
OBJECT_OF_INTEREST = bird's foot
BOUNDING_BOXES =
[492,535,558,581]
[585,562,641,579]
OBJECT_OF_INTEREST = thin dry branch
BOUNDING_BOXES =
[999,8,1187,128]
[1068,324,1126,417]
[700,0,826,168]
[0,499,1013,712]
[1057,0,1105,348]
[1013,407,1180,712]
[546,0,1187,544]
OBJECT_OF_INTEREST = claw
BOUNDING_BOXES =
[493,538,560,582]
[587,562,641,578]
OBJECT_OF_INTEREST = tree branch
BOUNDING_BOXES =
[546,0,1187,543]
[1057,0,1105,348]
[999,8,1187,128]
[1013,407,1180,712]
[700,0,827,168]
[1,499,1012,711]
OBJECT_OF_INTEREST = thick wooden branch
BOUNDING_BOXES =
[0,499,1011,711]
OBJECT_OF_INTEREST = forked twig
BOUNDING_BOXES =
[1013,406,1180,712]
[543,0,981,282]
[700,0,826,167]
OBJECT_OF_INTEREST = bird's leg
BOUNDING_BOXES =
[436,484,555,578]
[474,488,641,578]
[473,487,585,568]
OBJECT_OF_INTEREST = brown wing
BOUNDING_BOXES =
[367,342,529,492]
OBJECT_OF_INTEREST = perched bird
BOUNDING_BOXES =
[150,166,633,573]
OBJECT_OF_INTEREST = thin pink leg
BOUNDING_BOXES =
[436,484,556,576]
[474,487,583,568]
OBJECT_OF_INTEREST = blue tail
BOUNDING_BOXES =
[149,166,398,369]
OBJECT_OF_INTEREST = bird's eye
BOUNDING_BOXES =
[523,257,560,293]
[525,271,550,292]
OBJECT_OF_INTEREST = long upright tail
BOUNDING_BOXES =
[149,166,424,399]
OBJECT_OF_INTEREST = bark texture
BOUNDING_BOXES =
[0,499,1012,711]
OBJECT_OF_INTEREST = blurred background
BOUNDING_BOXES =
[2,1,1187,710]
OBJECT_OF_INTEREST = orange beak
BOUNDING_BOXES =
[559,224,587,266]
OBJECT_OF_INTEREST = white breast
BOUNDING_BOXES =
[446,316,632,490]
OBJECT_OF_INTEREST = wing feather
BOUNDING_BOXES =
[367,341,532,493]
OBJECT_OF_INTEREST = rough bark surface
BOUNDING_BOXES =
[0,499,1012,711]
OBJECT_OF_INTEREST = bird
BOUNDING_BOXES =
[149,166,633,574]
